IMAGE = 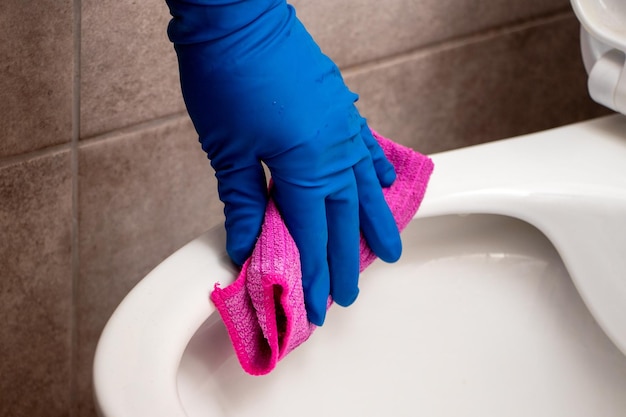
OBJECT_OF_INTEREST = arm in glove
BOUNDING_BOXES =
[166,0,401,326]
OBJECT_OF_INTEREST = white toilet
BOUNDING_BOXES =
[93,2,626,416]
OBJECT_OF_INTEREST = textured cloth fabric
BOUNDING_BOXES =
[210,131,434,375]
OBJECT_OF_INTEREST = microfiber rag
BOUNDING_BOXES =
[210,130,434,375]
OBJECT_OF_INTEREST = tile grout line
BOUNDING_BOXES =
[342,8,575,77]
[79,111,190,145]
[70,0,81,415]
[0,143,71,170]
[0,111,189,170]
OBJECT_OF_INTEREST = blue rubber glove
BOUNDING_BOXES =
[166,0,401,325]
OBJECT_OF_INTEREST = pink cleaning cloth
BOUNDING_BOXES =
[210,130,434,375]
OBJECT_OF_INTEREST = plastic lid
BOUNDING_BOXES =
[571,0,626,52]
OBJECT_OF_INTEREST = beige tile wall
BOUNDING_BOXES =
[0,0,610,416]
[0,1,74,158]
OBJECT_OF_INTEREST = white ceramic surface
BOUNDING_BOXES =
[176,215,626,417]
[93,115,626,417]
[419,114,626,356]
[571,0,626,113]
[571,0,626,51]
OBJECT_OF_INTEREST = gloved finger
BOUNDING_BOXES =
[214,162,268,266]
[359,118,396,188]
[326,177,360,307]
[272,182,330,326]
[353,154,402,263]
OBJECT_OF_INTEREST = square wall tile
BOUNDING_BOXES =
[76,115,223,415]
[345,14,609,154]
[0,1,73,158]
[0,150,72,417]
[80,0,186,138]
[79,0,575,139]
[292,0,572,68]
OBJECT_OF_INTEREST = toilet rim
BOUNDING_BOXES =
[93,226,233,417]
[417,115,626,359]
[93,115,626,417]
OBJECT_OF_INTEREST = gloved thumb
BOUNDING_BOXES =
[214,162,268,266]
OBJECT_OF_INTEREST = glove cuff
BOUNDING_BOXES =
[166,0,286,45]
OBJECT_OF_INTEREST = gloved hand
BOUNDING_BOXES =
[166,0,401,325]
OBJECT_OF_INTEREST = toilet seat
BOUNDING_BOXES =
[571,0,626,52]
[94,115,626,417]
[571,0,626,113]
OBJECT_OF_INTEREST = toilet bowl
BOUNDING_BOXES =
[93,114,626,417]
[95,0,626,413]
